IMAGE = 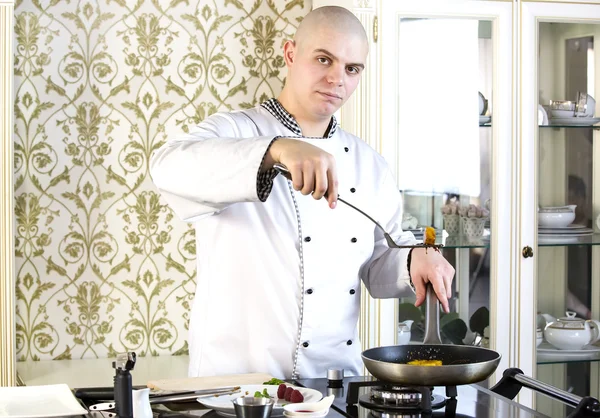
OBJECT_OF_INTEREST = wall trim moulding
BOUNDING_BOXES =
[0,0,16,387]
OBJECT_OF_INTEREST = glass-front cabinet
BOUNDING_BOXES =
[314,0,516,388]
[377,0,515,388]
[521,2,600,416]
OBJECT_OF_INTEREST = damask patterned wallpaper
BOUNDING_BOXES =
[14,0,311,361]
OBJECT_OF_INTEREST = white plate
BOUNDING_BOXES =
[199,385,322,417]
[539,235,592,244]
[479,116,491,125]
[538,104,549,125]
[537,342,600,356]
[0,384,88,417]
[539,224,586,230]
[548,116,600,125]
[539,228,594,236]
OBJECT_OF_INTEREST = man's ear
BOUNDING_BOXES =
[283,40,296,67]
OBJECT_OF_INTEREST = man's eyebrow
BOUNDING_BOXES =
[313,48,365,70]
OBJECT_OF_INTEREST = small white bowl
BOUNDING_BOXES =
[550,109,575,118]
[538,211,575,228]
[283,396,333,418]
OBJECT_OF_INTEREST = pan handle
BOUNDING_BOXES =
[423,283,442,344]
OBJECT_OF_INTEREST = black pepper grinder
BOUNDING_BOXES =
[112,352,136,418]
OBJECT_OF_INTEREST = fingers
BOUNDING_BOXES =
[313,165,328,200]
[326,161,338,209]
[430,277,450,313]
[412,277,426,308]
[279,146,338,207]
[289,164,304,192]
[301,164,315,196]
[443,267,454,299]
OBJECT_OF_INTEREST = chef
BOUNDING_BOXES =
[150,6,455,379]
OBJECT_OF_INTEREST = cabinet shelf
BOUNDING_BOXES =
[439,235,489,249]
[538,234,600,247]
[540,124,600,129]
[538,356,600,366]
[438,233,600,249]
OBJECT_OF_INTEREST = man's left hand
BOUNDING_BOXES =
[409,248,455,313]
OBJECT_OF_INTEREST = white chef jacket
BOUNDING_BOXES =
[150,101,417,379]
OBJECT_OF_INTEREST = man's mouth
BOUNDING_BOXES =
[318,92,342,100]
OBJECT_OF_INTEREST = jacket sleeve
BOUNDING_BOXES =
[359,169,418,299]
[149,112,277,222]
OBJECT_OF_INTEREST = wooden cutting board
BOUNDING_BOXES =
[146,373,276,391]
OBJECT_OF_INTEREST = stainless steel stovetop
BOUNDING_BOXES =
[294,375,549,418]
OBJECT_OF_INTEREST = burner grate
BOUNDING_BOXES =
[371,387,422,405]
[358,387,445,413]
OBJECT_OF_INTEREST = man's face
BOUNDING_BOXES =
[285,27,368,119]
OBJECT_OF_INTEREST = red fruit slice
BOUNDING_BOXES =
[277,383,287,399]
[290,389,304,403]
[284,386,294,401]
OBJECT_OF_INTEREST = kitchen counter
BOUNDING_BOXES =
[17,355,190,387]
[149,409,346,418]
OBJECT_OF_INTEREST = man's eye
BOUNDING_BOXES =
[347,66,359,74]
[318,57,330,64]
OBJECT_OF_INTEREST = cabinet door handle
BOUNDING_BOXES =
[522,246,534,258]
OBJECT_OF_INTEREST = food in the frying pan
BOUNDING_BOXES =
[407,359,443,366]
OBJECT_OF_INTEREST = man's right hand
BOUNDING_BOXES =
[262,138,339,209]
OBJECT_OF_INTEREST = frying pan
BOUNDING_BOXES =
[362,285,501,386]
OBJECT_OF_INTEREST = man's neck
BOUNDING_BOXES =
[277,91,331,138]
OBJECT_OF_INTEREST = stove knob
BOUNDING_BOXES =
[327,368,344,388]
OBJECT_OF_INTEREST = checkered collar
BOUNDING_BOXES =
[260,98,338,138]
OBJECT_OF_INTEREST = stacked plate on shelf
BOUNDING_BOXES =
[538,223,594,242]
[549,116,600,126]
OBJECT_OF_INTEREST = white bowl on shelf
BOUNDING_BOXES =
[538,211,575,228]
[549,109,575,118]
[538,205,576,228]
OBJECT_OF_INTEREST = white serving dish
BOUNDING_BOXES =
[538,211,575,228]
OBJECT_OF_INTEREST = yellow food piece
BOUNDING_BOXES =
[424,227,436,246]
[407,359,442,366]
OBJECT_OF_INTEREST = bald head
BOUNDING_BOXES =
[294,6,368,51]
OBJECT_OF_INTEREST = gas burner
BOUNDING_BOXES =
[371,387,422,405]
[367,410,422,418]
[358,386,445,412]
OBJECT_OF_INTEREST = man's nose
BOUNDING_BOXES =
[326,64,344,86]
